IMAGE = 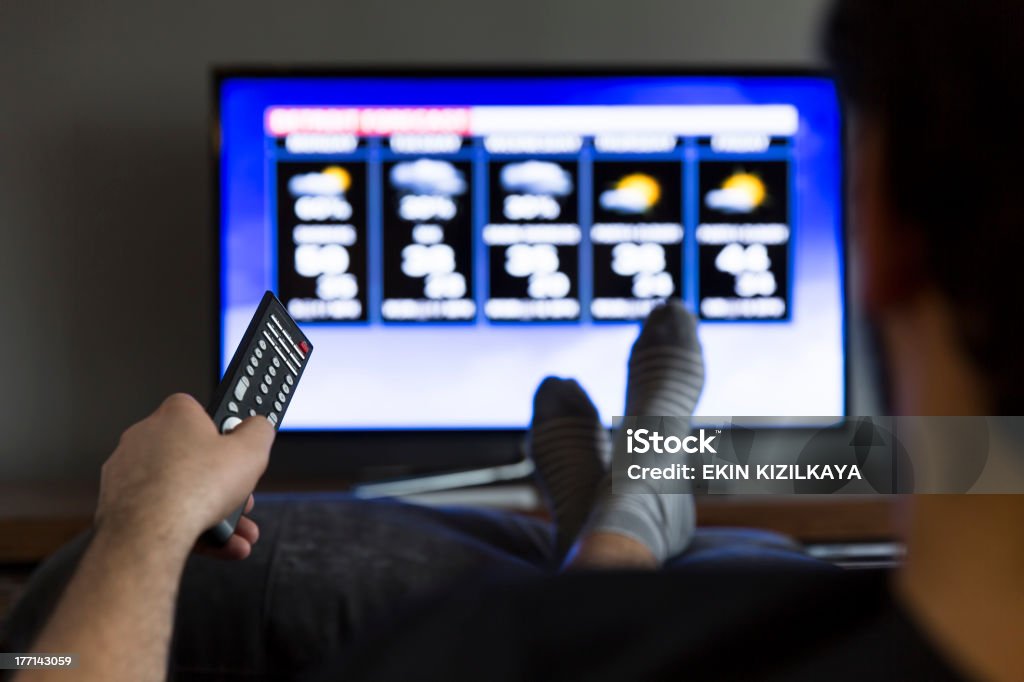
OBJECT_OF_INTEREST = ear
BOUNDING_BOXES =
[848,116,926,315]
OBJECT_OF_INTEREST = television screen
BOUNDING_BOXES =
[216,71,845,430]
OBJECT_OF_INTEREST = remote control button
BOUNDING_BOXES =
[268,413,279,425]
[249,356,258,367]
[255,348,263,359]
[282,384,291,394]
[260,383,269,395]
[255,395,263,405]
[249,408,257,417]
[228,401,238,413]
[264,374,272,385]
[273,401,282,412]
[268,366,277,377]
[264,328,299,374]
[277,391,285,403]
[221,416,243,433]
[246,365,255,377]
[233,377,250,401]
[286,375,294,386]
[272,357,281,368]
[259,339,267,350]
[280,353,298,374]
[280,326,299,350]
[274,319,301,356]
[270,315,290,342]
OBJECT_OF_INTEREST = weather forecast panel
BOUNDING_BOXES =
[266,106,794,325]
[591,157,684,321]
[381,156,476,322]
[697,158,791,320]
[484,158,582,322]
[276,160,369,322]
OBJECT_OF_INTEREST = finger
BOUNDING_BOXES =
[230,416,276,454]
[234,515,260,545]
[158,392,203,415]
[195,534,252,561]
[157,393,219,436]
[244,494,255,514]
[222,417,276,484]
[222,534,253,560]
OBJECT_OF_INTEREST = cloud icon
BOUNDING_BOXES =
[705,172,767,214]
[706,188,757,213]
[501,161,573,196]
[600,173,661,215]
[288,166,351,197]
[600,189,649,214]
[390,159,466,196]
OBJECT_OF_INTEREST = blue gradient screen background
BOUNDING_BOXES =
[218,74,844,429]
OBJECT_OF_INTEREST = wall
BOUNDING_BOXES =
[0,0,837,480]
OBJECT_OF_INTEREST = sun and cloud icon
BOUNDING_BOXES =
[288,166,352,197]
[705,170,768,214]
[599,173,662,215]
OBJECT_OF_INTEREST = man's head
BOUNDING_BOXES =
[825,0,1024,414]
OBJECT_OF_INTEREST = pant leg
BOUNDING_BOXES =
[1,496,552,681]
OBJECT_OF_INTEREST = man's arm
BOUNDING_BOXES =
[15,393,274,682]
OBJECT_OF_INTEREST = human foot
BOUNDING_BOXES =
[575,301,704,566]
[528,377,610,560]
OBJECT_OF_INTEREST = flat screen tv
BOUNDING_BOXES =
[213,69,846,479]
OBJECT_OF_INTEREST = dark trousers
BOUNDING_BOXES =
[0,496,812,681]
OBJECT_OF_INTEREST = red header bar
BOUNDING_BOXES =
[265,106,472,136]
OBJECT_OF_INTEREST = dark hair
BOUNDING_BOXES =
[825,0,1024,412]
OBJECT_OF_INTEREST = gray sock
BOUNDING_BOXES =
[528,377,610,560]
[586,300,704,563]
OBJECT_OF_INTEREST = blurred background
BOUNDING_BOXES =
[0,0,834,480]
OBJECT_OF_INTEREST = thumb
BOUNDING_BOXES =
[223,416,276,483]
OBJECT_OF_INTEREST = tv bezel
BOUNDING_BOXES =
[210,66,849,483]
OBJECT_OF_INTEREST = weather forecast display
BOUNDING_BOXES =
[219,75,845,429]
[266,110,796,324]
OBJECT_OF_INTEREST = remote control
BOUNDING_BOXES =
[202,291,313,545]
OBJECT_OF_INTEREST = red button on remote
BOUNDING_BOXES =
[299,341,310,354]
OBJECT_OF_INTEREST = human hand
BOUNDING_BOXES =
[95,393,275,559]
